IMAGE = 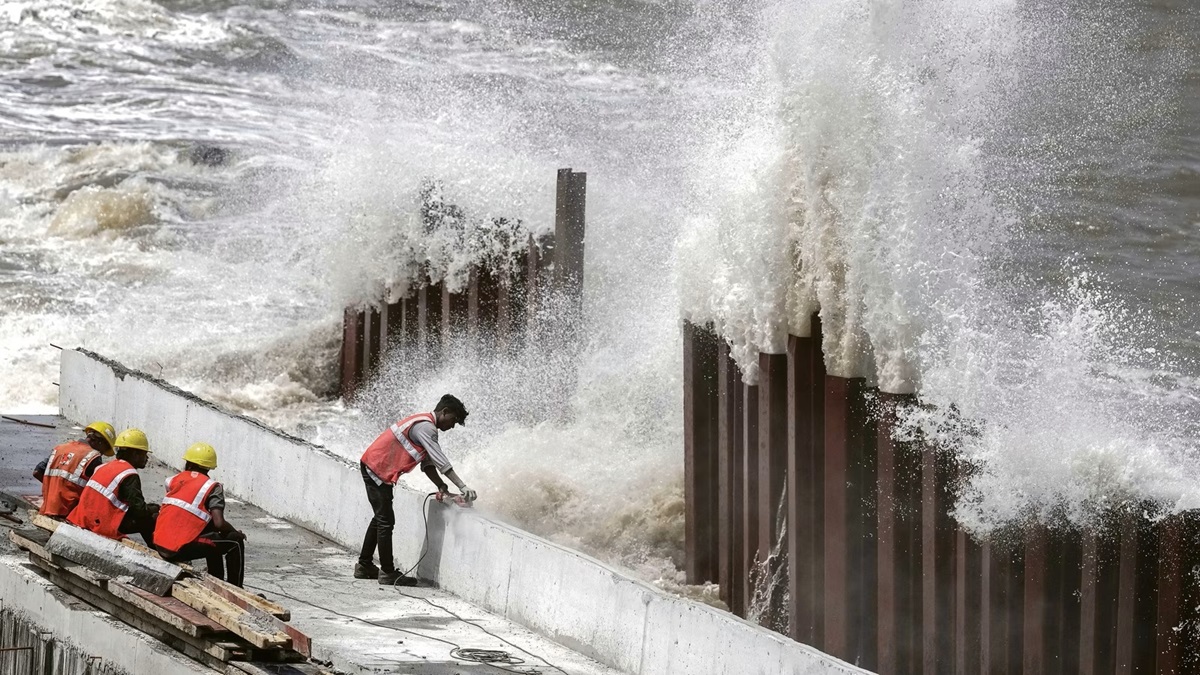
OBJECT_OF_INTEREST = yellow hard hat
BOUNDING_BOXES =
[183,442,217,469]
[83,421,117,456]
[113,428,151,453]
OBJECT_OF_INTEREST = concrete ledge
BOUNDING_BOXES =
[0,555,215,674]
[60,349,869,675]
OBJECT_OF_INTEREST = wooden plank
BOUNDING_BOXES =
[27,554,240,667]
[29,512,61,533]
[195,573,290,621]
[8,528,53,561]
[120,536,166,559]
[228,662,329,675]
[172,579,292,650]
[282,624,312,659]
[108,582,228,637]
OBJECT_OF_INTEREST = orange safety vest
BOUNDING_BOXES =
[360,412,436,485]
[66,459,138,540]
[153,471,219,553]
[40,441,102,517]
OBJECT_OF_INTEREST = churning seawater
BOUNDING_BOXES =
[1,0,1197,595]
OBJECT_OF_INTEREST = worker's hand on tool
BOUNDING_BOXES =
[460,487,477,503]
[230,529,247,542]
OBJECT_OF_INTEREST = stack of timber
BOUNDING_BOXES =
[7,511,325,675]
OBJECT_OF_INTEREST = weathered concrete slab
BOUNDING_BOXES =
[45,523,183,596]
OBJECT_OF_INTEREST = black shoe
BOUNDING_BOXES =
[378,570,418,587]
[354,562,380,579]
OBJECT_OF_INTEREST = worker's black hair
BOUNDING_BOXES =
[435,394,469,426]
[114,447,146,460]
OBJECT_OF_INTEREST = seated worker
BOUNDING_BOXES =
[67,428,159,544]
[153,443,246,587]
[34,421,116,518]
[357,394,475,586]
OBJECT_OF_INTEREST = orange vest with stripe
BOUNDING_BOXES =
[40,441,102,517]
[360,412,435,485]
[67,459,138,539]
[153,471,219,553]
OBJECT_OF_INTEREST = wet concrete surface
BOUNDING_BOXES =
[0,414,621,675]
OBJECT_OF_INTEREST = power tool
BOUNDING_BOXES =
[433,491,473,508]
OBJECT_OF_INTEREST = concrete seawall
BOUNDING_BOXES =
[59,348,868,675]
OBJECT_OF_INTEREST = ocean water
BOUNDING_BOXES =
[1,0,1196,591]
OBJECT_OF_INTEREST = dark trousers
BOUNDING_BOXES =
[358,462,396,573]
[119,509,156,547]
[162,535,245,587]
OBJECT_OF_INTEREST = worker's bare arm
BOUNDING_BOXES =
[209,507,245,540]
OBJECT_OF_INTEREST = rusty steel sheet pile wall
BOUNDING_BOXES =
[339,168,586,400]
[682,317,1200,674]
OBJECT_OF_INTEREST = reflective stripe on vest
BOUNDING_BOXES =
[85,468,137,513]
[390,419,426,463]
[45,449,101,487]
[42,443,101,517]
[162,478,216,523]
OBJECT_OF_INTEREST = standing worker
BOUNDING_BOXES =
[154,443,247,587]
[34,421,116,518]
[67,428,159,545]
[357,394,475,586]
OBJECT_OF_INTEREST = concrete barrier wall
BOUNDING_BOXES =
[60,349,869,675]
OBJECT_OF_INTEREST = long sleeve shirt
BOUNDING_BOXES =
[409,421,452,473]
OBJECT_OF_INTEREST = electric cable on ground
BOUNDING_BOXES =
[245,492,567,675]
[245,582,557,675]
